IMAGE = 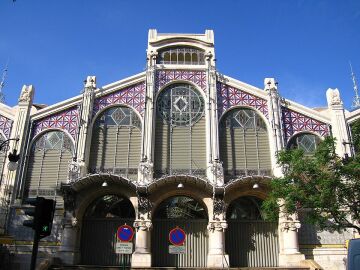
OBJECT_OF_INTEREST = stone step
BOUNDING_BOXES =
[50,266,309,270]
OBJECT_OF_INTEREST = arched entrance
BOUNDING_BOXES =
[225,196,279,267]
[152,195,208,267]
[80,194,135,266]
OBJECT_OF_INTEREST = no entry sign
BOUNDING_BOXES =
[169,227,186,246]
[117,224,134,242]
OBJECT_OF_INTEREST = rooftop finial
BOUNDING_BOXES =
[350,61,360,109]
[0,60,8,103]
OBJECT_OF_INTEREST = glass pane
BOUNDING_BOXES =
[95,106,141,129]
[85,195,135,218]
[227,196,264,220]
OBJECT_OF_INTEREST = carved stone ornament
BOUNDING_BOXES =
[133,219,153,231]
[138,159,154,184]
[138,195,152,216]
[18,85,34,103]
[330,89,342,105]
[68,160,81,182]
[207,221,228,232]
[213,197,226,217]
[60,184,77,212]
[280,220,301,232]
[210,160,224,183]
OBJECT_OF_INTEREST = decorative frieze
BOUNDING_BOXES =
[93,82,146,116]
[207,220,228,232]
[33,106,80,140]
[155,70,207,92]
[281,107,329,143]
[0,114,13,139]
[217,82,268,119]
[133,220,152,231]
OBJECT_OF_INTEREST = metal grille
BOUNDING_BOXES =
[155,84,206,177]
[81,218,134,266]
[219,108,271,182]
[90,106,141,180]
[226,221,279,267]
[152,219,208,267]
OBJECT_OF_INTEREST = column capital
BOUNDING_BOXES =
[280,220,301,232]
[207,220,228,232]
[133,220,152,231]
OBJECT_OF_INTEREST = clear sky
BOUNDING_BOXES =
[0,0,359,110]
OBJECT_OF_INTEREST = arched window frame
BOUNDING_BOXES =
[287,132,322,154]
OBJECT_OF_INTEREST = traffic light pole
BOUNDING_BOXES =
[30,229,40,270]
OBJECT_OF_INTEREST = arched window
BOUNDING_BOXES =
[154,196,207,219]
[154,84,206,177]
[227,196,264,220]
[287,133,321,154]
[157,47,205,65]
[219,108,271,182]
[25,131,74,205]
[89,106,141,180]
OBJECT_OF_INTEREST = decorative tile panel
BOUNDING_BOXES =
[155,70,207,92]
[217,82,268,119]
[281,106,329,142]
[0,115,13,139]
[33,106,80,140]
[93,82,146,117]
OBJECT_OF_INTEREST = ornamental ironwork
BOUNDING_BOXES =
[157,46,205,65]
[93,82,146,117]
[157,84,205,126]
[281,107,329,142]
[217,82,268,119]
[155,70,207,92]
[33,106,80,140]
[288,133,320,153]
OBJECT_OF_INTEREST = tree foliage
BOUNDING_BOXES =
[350,118,360,155]
[263,136,360,233]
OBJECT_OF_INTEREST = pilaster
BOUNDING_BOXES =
[326,88,351,157]
[9,85,34,203]
[206,52,224,186]
[138,51,157,185]
[265,78,284,177]
[71,76,96,179]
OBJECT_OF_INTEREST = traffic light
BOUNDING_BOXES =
[23,197,56,239]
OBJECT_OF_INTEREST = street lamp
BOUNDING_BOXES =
[0,138,20,171]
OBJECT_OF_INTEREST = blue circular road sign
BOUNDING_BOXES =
[117,225,134,242]
[169,227,186,246]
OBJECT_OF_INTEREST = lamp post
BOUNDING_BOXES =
[0,138,20,171]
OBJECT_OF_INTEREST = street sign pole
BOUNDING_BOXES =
[30,229,39,270]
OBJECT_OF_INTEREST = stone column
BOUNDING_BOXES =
[265,78,284,177]
[69,76,96,179]
[326,88,351,157]
[278,202,305,266]
[207,196,229,267]
[132,194,152,267]
[138,51,157,185]
[57,185,80,264]
[58,211,80,265]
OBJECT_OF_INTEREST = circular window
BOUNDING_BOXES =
[157,84,205,126]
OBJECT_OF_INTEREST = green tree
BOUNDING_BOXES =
[350,119,360,154]
[263,136,360,234]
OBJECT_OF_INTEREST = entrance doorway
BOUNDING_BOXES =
[152,196,208,267]
[225,196,279,267]
[81,194,135,266]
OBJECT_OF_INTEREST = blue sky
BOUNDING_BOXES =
[0,0,359,110]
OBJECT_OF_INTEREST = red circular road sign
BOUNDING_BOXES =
[117,225,134,242]
[169,227,186,246]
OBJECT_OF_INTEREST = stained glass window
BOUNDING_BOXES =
[33,131,73,153]
[157,84,205,126]
[221,108,267,130]
[96,106,141,129]
[288,133,320,154]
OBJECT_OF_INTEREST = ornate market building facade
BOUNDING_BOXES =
[0,30,359,270]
